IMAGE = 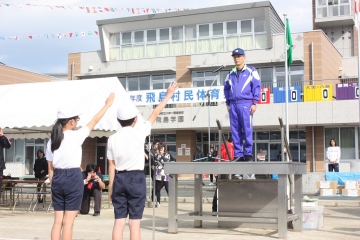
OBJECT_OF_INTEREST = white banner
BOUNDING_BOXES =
[128,86,226,105]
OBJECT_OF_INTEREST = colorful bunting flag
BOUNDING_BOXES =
[0,3,191,14]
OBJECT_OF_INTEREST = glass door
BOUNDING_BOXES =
[25,146,34,175]
[96,146,107,175]
[270,143,281,161]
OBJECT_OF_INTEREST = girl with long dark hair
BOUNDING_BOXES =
[326,139,341,172]
[46,93,114,240]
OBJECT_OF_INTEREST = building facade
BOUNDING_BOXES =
[3,1,360,178]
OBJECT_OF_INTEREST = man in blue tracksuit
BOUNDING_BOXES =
[224,48,261,162]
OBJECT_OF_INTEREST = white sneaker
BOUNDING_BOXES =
[156,202,161,207]
[209,182,214,186]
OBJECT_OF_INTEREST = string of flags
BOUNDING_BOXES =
[0,3,191,14]
[0,31,99,41]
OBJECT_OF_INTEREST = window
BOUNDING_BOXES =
[147,30,157,42]
[212,23,224,52]
[199,24,210,37]
[219,70,228,86]
[240,20,253,49]
[185,25,197,54]
[241,20,252,33]
[128,76,150,91]
[254,18,265,33]
[5,138,15,162]
[185,25,196,39]
[172,26,183,40]
[111,18,267,59]
[172,27,183,55]
[134,31,144,43]
[340,127,355,159]
[270,131,281,140]
[227,21,237,35]
[122,32,131,44]
[118,77,126,90]
[325,127,356,160]
[160,28,170,41]
[152,74,175,89]
[109,33,120,46]
[257,131,270,140]
[213,23,223,36]
[192,71,219,87]
[254,18,267,49]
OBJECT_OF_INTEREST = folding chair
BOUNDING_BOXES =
[30,181,52,212]
[12,178,39,212]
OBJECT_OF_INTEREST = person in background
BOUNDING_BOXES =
[208,147,216,186]
[166,149,176,162]
[193,146,206,186]
[256,148,266,162]
[193,146,204,161]
[326,139,341,172]
[34,148,48,203]
[153,145,170,207]
[80,164,105,216]
[0,127,11,199]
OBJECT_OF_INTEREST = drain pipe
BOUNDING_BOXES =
[71,62,75,80]
[312,126,315,172]
[311,42,314,85]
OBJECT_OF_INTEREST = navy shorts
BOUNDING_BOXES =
[112,170,146,219]
[51,168,83,211]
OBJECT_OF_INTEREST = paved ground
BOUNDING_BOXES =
[1,177,360,239]
[0,203,360,240]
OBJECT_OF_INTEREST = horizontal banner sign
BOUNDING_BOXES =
[129,87,225,105]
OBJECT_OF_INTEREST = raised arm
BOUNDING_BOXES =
[86,93,115,131]
[147,82,177,125]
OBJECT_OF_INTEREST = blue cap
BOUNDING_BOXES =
[231,48,245,56]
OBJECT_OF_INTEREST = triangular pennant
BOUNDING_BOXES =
[69,32,73,38]
[81,32,85,37]
[28,36,32,39]
[94,31,99,35]
[88,31,92,36]
[75,32,79,37]
[0,37,5,40]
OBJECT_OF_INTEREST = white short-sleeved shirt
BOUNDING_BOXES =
[46,126,90,169]
[107,121,151,171]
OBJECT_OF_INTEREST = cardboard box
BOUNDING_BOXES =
[342,189,360,197]
[344,181,358,190]
[336,185,345,194]
[320,189,336,196]
[316,181,338,189]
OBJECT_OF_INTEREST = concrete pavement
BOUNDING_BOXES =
[0,202,360,240]
[1,177,360,239]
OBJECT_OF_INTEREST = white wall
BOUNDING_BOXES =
[80,51,176,76]
[137,99,359,131]
[342,57,358,78]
